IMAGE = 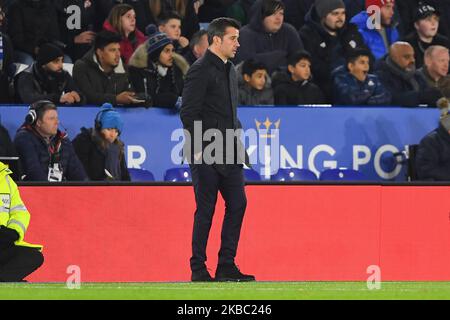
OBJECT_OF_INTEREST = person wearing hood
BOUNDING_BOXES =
[102,3,147,65]
[6,0,62,65]
[73,30,137,106]
[128,25,187,109]
[332,47,391,105]
[272,50,326,105]
[233,0,303,74]
[299,0,368,102]
[14,43,84,104]
[72,103,130,181]
[375,41,442,106]
[351,0,399,60]
[416,98,450,181]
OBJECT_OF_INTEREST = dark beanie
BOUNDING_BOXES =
[315,0,345,19]
[37,43,64,67]
[145,24,173,63]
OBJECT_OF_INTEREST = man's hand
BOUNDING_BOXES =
[68,91,81,103]
[179,36,189,48]
[60,92,76,104]
[116,91,136,105]
[74,31,96,44]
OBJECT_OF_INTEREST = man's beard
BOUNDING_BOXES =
[44,69,65,81]
[324,21,344,33]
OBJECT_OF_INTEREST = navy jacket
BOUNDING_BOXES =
[416,124,450,181]
[332,66,391,105]
[234,0,303,73]
[14,126,87,181]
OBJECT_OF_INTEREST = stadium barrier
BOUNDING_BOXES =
[20,183,450,282]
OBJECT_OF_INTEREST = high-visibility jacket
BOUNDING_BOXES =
[0,162,43,251]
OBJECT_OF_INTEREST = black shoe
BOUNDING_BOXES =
[215,264,255,282]
[191,268,214,282]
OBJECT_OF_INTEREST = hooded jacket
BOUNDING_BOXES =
[233,0,304,73]
[102,20,146,65]
[299,5,368,101]
[7,0,60,56]
[416,123,450,181]
[73,48,132,105]
[351,11,399,60]
[332,65,391,105]
[14,62,85,104]
[272,71,326,105]
[128,42,187,108]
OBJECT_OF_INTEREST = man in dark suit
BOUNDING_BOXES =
[180,17,255,282]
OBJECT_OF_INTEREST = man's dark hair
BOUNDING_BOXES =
[242,59,268,77]
[261,0,285,18]
[207,17,241,45]
[189,29,208,50]
[157,11,182,26]
[346,48,372,64]
[94,30,122,50]
[287,50,312,67]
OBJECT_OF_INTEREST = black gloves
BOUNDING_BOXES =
[420,87,443,106]
[0,226,19,245]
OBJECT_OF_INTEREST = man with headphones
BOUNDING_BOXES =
[13,100,87,181]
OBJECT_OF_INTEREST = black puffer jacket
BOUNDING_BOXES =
[272,71,326,105]
[72,127,130,181]
[7,0,60,56]
[416,124,450,181]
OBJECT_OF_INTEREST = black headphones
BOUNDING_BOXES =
[25,100,56,125]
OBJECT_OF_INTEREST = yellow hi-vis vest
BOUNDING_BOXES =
[0,162,43,251]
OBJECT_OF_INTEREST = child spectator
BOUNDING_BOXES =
[103,3,147,64]
[332,48,391,105]
[157,11,189,55]
[72,103,130,181]
[272,50,326,105]
[128,25,187,109]
[238,59,273,106]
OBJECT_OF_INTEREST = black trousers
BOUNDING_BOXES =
[0,245,44,282]
[190,164,247,271]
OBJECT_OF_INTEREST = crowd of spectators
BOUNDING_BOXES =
[0,0,449,181]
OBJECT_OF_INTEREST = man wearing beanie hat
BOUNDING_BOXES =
[14,42,85,104]
[351,0,399,60]
[72,103,130,181]
[416,98,450,181]
[128,25,187,109]
[234,0,304,73]
[299,0,368,101]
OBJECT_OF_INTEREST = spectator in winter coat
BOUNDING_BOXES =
[0,4,14,103]
[128,26,187,109]
[234,0,304,73]
[403,3,449,69]
[103,3,147,65]
[416,98,450,181]
[299,0,368,101]
[157,11,190,56]
[14,100,87,182]
[351,0,399,60]
[14,43,84,104]
[7,0,62,65]
[273,50,326,105]
[72,103,130,181]
[375,41,442,106]
[238,59,273,106]
[416,46,450,98]
[332,47,391,105]
[183,29,208,65]
[73,31,137,106]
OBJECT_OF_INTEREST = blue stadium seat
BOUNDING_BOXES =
[271,168,317,181]
[244,168,261,181]
[164,167,192,182]
[128,168,155,182]
[319,168,366,181]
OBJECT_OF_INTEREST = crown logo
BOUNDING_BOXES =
[255,117,280,138]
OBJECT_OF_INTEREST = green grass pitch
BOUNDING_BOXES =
[0,282,449,300]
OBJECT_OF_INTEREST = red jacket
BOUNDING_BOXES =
[103,20,147,65]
